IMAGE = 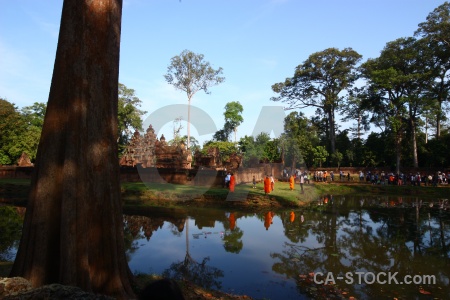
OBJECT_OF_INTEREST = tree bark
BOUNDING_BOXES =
[436,100,442,139]
[327,107,336,154]
[410,117,419,168]
[395,132,402,175]
[10,0,134,298]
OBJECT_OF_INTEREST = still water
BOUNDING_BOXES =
[1,196,450,299]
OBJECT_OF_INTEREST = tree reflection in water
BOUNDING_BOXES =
[222,212,243,254]
[271,196,450,299]
[2,197,449,299]
[162,218,224,290]
[0,206,25,261]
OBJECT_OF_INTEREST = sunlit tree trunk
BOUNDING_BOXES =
[10,0,135,298]
[395,132,402,175]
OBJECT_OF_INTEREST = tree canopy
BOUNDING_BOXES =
[118,83,146,152]
[0,99,44,165]
[271,47,362,154]
[164,49,225,148]
[213,101,244,142]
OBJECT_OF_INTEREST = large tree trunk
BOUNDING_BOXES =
[10,0,134,298]
[436,100,442,139]
[395,132,402,175]
[327,107,336,154]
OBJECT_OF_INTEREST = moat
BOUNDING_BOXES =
[1,195,449,299]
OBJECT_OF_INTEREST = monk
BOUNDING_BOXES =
[264,211,273,230]
[290,211,295,223]
[264,175,271,194]
[229,172,236,192]
[289,175,295,190]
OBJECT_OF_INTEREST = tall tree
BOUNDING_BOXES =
[224,101,244,143]
[271,47,362,154]
[415,1,450,139]
[10,1,134,298]
[340,88,371,140]
[118,83,146,152]
[281,111,318,169]
[361,37,431,170]
[164,49,225,149]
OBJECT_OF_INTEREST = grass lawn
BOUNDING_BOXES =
[2,178,449,210]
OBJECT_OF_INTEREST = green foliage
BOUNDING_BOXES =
[21,102,46,128]
[281,111,318,168]
[202,141,236,163]
[0,99,43,165]
[415,2,450,139]
[271,47,362,153]
[264,139,281,163]
[312,146,328,168]
[164,50,225,99]
[361,36,438,170]
[118,83,146,152]
[223,101,243,142]
[213,101,243,142]
[164,50,225,147]
[238,133,281,166]
[331,150,343,168]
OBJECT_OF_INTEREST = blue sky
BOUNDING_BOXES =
[0,0,445,145]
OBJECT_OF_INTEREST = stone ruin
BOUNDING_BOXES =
[17,152,33,167]
[119,124,192,169]
[119,124,244,171]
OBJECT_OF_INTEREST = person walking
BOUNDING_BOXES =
[300,173,305,194]
[224,172,231,188]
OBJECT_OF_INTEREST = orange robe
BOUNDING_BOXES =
[264,211,273,230]
[229,175,236,192]
[290,211,295,223]
[264,177,271,194]
[229,213,236,230]
[289,176,295,190]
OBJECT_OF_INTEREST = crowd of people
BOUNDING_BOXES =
[223,169,449,194]
[358,170,449,186]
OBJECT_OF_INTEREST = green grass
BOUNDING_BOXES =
[2,178,449,209]
[0,178,31,185]
[121,180,344,208]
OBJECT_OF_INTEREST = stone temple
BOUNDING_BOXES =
[119,125,192,169]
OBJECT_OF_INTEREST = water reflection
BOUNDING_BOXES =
[122,197,450,299]
[1,196,449,300]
